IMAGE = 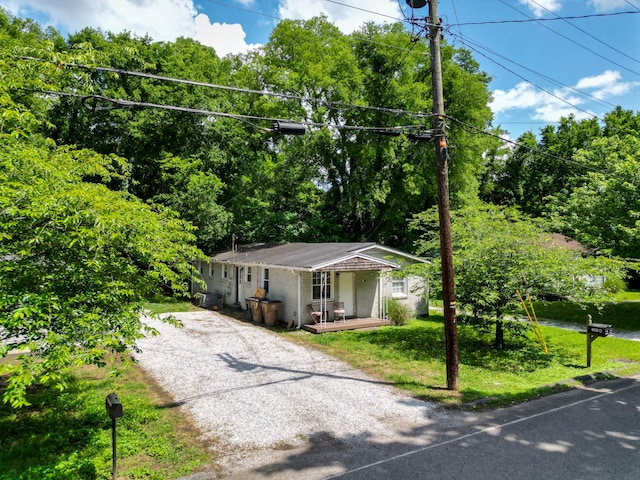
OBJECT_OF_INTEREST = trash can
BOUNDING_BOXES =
[261,300,282,326]
[249,297,263,323]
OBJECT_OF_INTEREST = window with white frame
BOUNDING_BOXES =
[392,278,408,297]
[222,264,229,279]
[312,272,331,300]
[263,268,269,292]
[246,267,252,283]
[209,262,214,277]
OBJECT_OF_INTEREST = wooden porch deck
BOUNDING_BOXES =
[301,317,390,334]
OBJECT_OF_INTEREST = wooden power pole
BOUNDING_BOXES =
[426,0,459,390]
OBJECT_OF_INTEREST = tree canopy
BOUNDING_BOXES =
[413,204,626,348]
[0,10,205,406]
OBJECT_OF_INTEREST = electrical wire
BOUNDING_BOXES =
[443,114,630,182]
[450,37,600,119]
[449,10,640,26]
[454,34,619,111]
[497,0,640,78]
[19,88,429,134]
[322,0,403,22]
[16,56,435,121]
[624,0,640,12]
[527,0,640,67]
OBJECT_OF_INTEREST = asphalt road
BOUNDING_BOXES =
[213,374,640,480]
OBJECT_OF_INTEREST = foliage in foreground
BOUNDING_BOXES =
[287,314,640,406]
[0,25,207,407]
[0,361,212,480]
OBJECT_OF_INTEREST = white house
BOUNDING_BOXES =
[194,242,430,330]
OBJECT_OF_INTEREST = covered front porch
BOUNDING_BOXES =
[301,316,391,334]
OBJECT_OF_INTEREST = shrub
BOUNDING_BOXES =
[388,298,412,326]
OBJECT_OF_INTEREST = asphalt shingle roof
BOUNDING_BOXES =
[210,242,405,271]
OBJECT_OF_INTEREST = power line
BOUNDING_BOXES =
[19,88,429,134]
[444,114,630,182]
[497,0,640,78]
[323,0,403,22]
[16,56,435,121]
[455,34,619,111]
[449,10,640,26]
[14,88,626,184]
[624,1,640,12]
[452,37,600,119]
[527,0,640,67]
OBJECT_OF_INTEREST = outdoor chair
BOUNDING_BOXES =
[333,302,346,322]
[307,304,325,327]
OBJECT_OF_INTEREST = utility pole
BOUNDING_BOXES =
[429,0,459,391]
[408,0,459,390]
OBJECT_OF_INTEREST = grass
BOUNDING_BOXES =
[144,299,202,315]
[2,296,638,478]
[529,298,640,331]
[283,311,640,407]
[0,359,215,480]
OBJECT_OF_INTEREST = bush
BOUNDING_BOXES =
[388,298,412,326]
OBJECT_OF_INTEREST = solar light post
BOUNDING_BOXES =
[106,393,123,480]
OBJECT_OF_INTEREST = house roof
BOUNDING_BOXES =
[210,242,428,272]
[545,234,591,254]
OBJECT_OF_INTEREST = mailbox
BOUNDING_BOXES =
[106,393,123,419]
[587,323,613,337]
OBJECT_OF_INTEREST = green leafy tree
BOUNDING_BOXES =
[547,135,640,258]
[249,17,494,248]
[0,12,206,407]
[413,204,625,348]
[484,116,602,216]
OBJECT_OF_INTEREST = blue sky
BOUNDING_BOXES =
[2,0,639,139]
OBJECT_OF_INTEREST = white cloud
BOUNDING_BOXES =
[574,70,622,89]
[6,0,198,40]
[517,0,562,17]
[3,0,259,57]
[588,0,631,12]
[278,0,401,34]
[575,70,640,100]
[491,69,640,124]
[194,14,260,57]
[491,82,592,123]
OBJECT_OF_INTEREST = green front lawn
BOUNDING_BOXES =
[284,311,640,407]
[0,360,214,480]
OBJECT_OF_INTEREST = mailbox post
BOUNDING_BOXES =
[106,393,123,480]
[581,314,613,367]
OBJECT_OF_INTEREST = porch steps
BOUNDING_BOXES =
[302,317,391,334]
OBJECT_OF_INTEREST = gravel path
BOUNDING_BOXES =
[133,311,442,475]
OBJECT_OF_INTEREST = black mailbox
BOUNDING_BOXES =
[106,393,123,419]
[587,323,613,337]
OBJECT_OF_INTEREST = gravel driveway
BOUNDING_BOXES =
[133,310,442,476]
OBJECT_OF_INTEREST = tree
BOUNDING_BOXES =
[546,135,640,258]
[1,12,206,407]
[484,116,602,216]
[412,204,625,348]
[248,17,494,248]
[0,136,206,407]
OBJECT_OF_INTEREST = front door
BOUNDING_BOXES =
[338,272,355,317]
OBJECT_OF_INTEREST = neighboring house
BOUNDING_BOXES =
[194,242,430,329]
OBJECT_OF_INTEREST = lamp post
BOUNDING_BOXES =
[106,393,124,480]
[407,0,459,390]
